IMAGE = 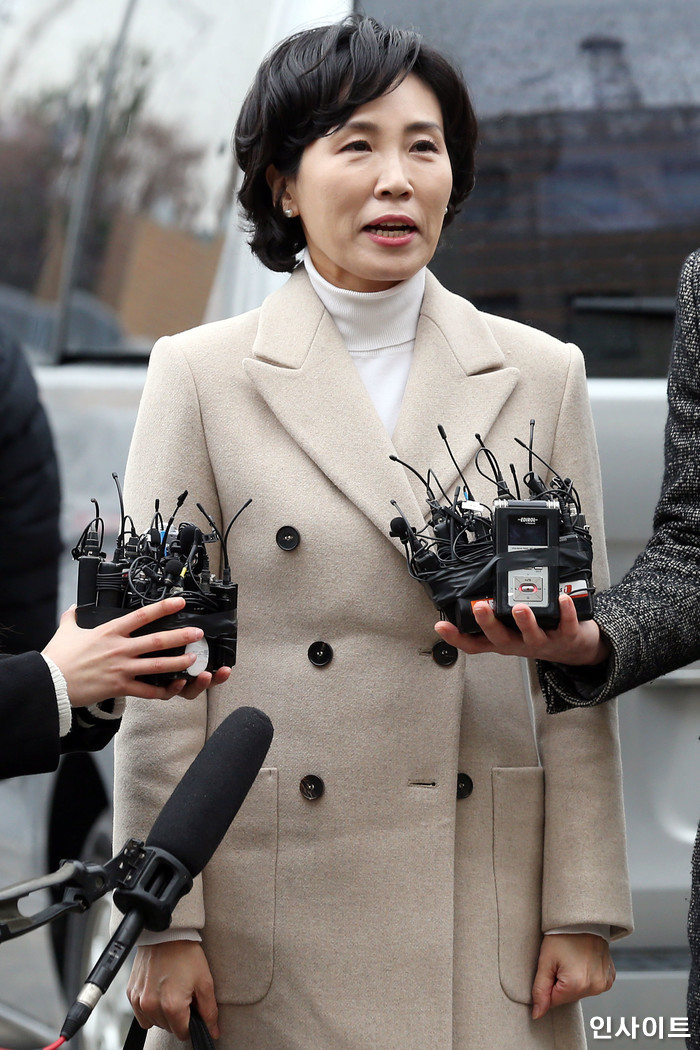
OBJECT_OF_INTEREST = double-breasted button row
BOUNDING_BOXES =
[307,640,458,670]
[299,773,473,801]
[278,525,458,672]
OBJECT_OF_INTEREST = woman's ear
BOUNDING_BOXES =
[265,164,296,216]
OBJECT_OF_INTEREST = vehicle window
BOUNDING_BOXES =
[367,0,700,377]
[4,2,693,376]
[0,0,302,364]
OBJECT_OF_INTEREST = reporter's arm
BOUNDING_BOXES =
[543,250,700,710]
[435,594,610,665]
[0,599,228,778]
[0,651,64,777]
[42,597,231,706]
[434,594,614,714]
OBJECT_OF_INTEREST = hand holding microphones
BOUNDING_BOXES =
[42,596,233,706]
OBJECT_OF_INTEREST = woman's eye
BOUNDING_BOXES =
[412,139,439,153]
[341,139,370,152]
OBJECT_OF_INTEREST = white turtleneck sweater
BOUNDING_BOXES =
[303,252,425,435]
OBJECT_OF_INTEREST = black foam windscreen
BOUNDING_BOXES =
[145,706,273,878]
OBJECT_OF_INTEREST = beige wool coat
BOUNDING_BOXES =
[114,267,633,1050]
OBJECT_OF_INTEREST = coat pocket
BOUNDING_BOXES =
[492,765,545,1004]
[201,766,278,1004]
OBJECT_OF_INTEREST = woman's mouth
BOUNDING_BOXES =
[364,221,417,241]
[367,221,415,238]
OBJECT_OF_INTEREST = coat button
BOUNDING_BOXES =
[276,525,300,551]
[432,640,458,667]
[457,773,474,799]
[308,641,333,667]
[300,774,325,800]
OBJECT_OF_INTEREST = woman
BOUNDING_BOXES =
[116,17,632,1050]
[0,596,228,780]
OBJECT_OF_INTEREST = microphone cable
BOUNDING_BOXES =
[0,1038,66,1050]
[0,1004,214,1050]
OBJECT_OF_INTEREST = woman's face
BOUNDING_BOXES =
[275,74,454,292]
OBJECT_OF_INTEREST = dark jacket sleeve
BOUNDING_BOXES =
[60,704,122,758]
[540,249,700,712]
[0,330,61,654]
[0,652,121,779]
[0,651,62,777]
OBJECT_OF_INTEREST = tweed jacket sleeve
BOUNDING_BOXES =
[539,249,700,713]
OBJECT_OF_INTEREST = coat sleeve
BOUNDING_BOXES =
[529,345,633,939]
[0,651,61,778]
[61,704,122,757]
[0,330,61,654]
[538,249,700,712]
[0,652,120,778]
[113,336,220,932]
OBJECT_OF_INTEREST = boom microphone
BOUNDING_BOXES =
[144,705,273,876]
[61,706,274,1040]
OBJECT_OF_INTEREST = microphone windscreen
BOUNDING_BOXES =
[389,517,409,540]
[145,706,273,877]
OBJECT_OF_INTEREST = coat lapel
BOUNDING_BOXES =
[392,273,520,512]
[242,268,520,547]
[243,268,421,545]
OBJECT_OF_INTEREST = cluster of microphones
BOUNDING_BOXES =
[389,422,595,632]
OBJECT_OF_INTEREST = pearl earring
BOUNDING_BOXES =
[284,208,293,218]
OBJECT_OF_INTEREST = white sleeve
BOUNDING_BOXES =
[40,653,72,737]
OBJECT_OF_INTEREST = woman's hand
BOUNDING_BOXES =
[435,594,611,666]
[42,598,231,706]
[127,941,220,1041]
[531,933,615,1019]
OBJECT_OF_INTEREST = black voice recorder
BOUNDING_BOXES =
[389,422,595,634]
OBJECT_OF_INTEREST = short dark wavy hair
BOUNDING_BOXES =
[234,15,478,272]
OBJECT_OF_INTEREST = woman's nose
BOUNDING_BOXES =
[374,154,413,198]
